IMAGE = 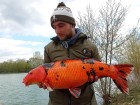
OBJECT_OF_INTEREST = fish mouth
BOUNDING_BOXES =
[22,81,29,86]
[22,80,30,86]
[22,80,36,86]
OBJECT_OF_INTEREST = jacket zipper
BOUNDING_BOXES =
[67,48,70,58]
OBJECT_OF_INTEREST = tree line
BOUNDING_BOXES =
[0,51,43,73]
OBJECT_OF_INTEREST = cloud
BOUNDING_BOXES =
[0,0,53,37]
[0,0,57,62]
[0,0,44,25]
[0,0,140,63]
[0,37,44,62]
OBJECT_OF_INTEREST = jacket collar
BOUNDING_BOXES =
[51,28,88,48]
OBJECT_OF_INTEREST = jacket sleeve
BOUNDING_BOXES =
[44,46,51,63]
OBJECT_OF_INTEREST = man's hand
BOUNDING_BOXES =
[88,76,98,84]
[38,83,47,89]
[94,76,98,82]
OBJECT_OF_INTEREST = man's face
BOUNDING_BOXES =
[52,21,74,41]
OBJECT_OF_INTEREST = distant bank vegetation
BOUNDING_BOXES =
[0,51,43,73]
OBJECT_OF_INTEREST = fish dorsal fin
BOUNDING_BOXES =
[69,88,81,98]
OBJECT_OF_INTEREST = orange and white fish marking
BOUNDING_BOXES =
[22,58,133,98]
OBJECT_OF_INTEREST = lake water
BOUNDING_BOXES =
[0,73,49,105]
[0,73,103,105]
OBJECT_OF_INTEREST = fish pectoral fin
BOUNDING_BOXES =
[47,86,53,91]
[43,82,53,91]
[69,88,81,98]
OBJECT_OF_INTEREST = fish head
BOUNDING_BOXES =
[22,65,47,86]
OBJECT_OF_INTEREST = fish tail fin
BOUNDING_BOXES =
[112,64,133,95]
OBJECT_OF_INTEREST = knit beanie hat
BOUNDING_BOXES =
[50,2,76,27]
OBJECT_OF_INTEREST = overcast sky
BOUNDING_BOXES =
[0,0,140,62]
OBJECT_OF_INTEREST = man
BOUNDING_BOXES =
[39,2,100,105]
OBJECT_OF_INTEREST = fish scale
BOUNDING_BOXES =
[47,63,89,88]
[23,58,133,98]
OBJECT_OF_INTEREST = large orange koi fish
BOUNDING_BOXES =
[22,58,133,98]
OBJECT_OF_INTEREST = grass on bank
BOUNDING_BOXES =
[111,84,140,105]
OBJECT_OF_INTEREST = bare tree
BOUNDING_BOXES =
[77,0,128,104]
[97,1,128,104]
[29,51,43,68]
[77,4,97,41]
